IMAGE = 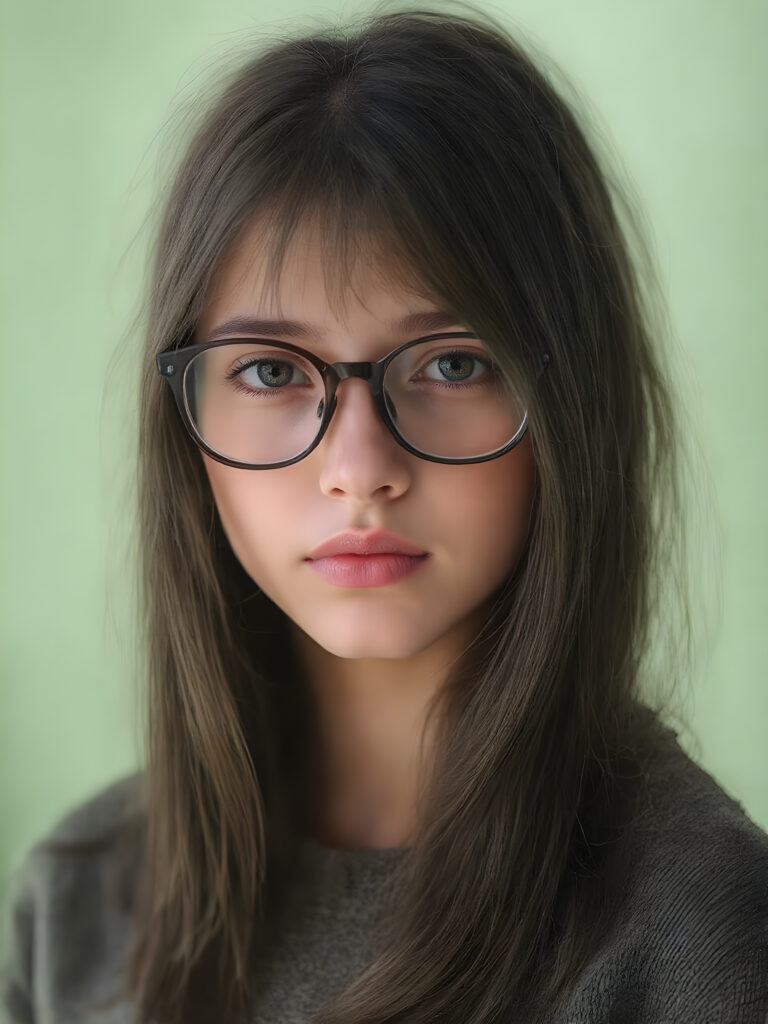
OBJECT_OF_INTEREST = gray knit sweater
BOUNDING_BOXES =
[2,728,767,1023]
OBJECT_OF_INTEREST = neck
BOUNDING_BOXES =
[289,616,481,850]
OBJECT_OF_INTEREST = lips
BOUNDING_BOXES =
[306,528,427,560]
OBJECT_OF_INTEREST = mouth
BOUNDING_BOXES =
[307,528,428,560]
[306,552,429,588]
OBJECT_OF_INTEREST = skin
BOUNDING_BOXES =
[196,217,537,850]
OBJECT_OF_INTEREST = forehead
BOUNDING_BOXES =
[196,212,451,341]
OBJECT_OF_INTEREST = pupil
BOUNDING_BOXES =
[259,361,289,386]
[440,354,471,380]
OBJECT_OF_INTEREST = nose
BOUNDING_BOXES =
[314,377,412,502]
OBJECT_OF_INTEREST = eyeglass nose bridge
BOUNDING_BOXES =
[331,361,379,382]
[325,359,389,400]
[320,359,395,435]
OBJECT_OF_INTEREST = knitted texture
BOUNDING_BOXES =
[2,731,767,1023]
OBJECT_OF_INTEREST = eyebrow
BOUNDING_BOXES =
[205,309,466,342]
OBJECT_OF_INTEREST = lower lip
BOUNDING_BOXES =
[306,553,429,588]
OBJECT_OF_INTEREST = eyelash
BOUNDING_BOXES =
[225,358,310,398]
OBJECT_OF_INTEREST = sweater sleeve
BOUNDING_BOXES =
[639,816,768,1024]
[0,849,38,1024]
[0,775,144,1024]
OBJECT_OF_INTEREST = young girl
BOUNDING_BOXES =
[3,4,767,1023]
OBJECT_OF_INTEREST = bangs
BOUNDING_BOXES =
[226,184,458,334]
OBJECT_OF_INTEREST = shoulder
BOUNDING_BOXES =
[11,770,148,921]
[3,769,147,926]
[1,772,147,1022]
[35,770,147,848]
[630,724,768,897]
[5,770,145,900]
[572,726,768,1023]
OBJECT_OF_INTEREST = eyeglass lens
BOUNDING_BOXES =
[182,339,526,465]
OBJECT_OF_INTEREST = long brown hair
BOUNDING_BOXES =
[53,3,710,1021]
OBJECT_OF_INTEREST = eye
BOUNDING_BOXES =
[240,359,296,388]
[422,350,489,384]
[225,354,313,395]
[409,347,496,390]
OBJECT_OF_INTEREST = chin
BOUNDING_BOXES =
[312,634,423,661]
[297,616,432,661]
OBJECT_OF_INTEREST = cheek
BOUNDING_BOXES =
[454,436,536,524]
[202,457,289,577]
[444,442,537,570]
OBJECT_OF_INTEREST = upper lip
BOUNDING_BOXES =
[307,529,428,559]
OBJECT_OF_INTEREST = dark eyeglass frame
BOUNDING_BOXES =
[156,331,551,470]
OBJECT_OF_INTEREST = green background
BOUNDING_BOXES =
[1,0,766,902]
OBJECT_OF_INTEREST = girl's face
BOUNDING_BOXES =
[196,218,537,662]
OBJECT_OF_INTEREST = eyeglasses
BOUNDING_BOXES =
[156,332,551,469]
